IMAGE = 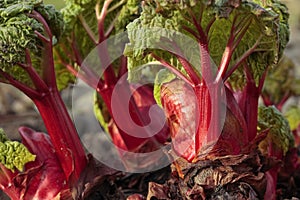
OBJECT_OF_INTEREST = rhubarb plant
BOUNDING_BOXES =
[0,0,88,197]
[126,0,290,159]
[260,53,300,198]
[55,0,170,157]
[125,0,294,199]
[262,54,300,145]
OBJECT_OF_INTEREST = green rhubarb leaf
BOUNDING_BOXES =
[36,4,64,42]
[228,0,289,89]
[0,0,64,87]
[284,106,300,131]
[258,106,294,155]
[60,0,140,62]
[114,0,141,32]
[125,1,197,82]
[0,128,36,172]
[125,0,289,90]
[60,0,99,59]
[55,0,140,89]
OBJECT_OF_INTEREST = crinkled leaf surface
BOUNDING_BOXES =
[0,127,70,200]
[0,0,64,87]
[258,106,294,155]
[125,0,289,89]
[0,129,35,172]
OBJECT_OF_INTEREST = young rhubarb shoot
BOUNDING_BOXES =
[0,0,87,183]
[0,127,72,200]
[0,129,36,172]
